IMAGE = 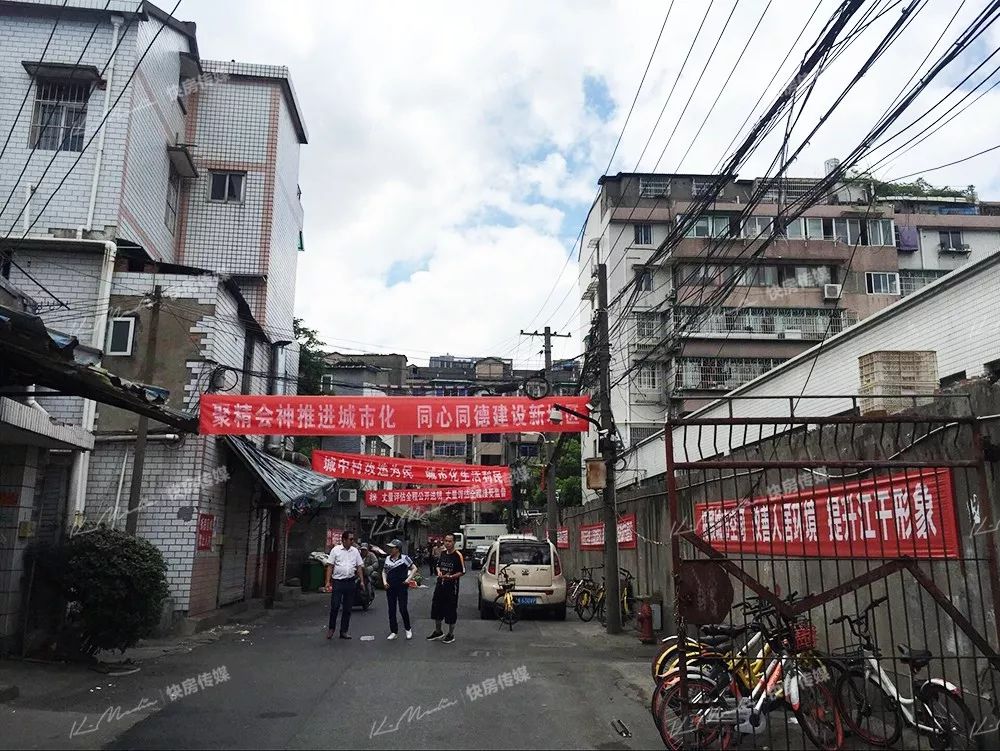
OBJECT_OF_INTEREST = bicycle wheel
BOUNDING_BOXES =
[493,596,520,627]
[655,674,733,750]
[835,668,902,747]
[575,590,596,622]
[922,682,982,751]
[793,677,844,751]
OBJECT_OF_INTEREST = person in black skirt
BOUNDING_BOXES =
[426,534,465,644]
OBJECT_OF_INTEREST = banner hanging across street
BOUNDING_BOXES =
[199,394,591,436]
[311,449,511,487]
[693,467,960,559]
[579,514,637,550]
[366,485,513,507]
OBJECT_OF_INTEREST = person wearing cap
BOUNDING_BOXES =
[381,539,416,640]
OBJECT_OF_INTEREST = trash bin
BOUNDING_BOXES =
[301,560,325,592]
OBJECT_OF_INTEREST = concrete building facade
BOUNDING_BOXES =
[0,0,311,633]
[579,171,1000,480]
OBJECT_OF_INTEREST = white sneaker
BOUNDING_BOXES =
[387,633,398,640]
[405,630,413,640]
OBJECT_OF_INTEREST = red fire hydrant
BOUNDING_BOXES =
[637,598,655,644]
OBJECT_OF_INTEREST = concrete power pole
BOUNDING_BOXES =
[126,285,161,536]
[596,263,621,634]
[521,326,570,546]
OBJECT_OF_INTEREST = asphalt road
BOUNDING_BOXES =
[88,584,663,750]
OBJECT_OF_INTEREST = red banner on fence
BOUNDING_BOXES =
[543,527,571,549]
[366,485,513,507]
[693,468,960,559]
[311,450,511,487]
[199,394,590,436]
[579,514,637,550]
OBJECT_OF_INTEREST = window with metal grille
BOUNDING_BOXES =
[209,171,245,202]
[636,365,658,390]
[630,425,661,446]
[411,439,426,457]
[692,177,715,197]
[638,177,669,198]
[433,441,466,457]
[30,79,89,152]
[636,312,659,338]
[165,166,180,232]
[674,357,786,390]
[899,269,948,296]
[675,306,857,338]
[634,223,652,245]
[865,271,900,295]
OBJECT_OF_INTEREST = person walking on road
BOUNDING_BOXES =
[382,539,416,640]
[426,534,465,644]
[324,530,365,640]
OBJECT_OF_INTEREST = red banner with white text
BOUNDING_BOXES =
[312,450,511,487]
[199,394,590,436]
[367,485,513,507]
[543,527,570,549]
[579,514,637,550]
[693,468,959,559]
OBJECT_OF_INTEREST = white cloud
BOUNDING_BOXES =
[182,0,1000,366]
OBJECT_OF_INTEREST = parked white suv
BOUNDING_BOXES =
[478,535,567,620]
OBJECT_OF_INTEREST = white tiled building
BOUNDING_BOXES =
[0,0,310,635]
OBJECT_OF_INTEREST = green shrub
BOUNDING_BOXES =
[44,527,170,655]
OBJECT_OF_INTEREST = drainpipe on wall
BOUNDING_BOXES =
[68,240,118,529]
[266,340,292,451]
[83,15,122,236]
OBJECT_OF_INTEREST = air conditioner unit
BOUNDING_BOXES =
[338,489,357,504]
[824,284,843,300]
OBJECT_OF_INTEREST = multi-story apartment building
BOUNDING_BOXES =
[580,170,1000,457]
[0,1,313,630]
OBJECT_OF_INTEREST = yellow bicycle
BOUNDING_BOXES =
[493,562,520,631]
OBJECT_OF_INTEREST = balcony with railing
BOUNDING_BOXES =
[675,356,787,391]
[674,306,858,339]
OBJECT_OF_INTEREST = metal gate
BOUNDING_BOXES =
[664,395,1000,749]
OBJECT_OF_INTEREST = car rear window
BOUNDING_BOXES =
[499,542,551,565]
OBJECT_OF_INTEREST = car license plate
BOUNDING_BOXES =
[515,596,538,605]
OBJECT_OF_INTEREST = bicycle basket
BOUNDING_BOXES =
[793,620,817,651]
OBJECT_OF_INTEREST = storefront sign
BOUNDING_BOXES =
[199,395,591,436]
[579,514,637,550]
[693,468,959,559]
[367,485,512,507]
[197,513,215,551]
[312,450,510,487]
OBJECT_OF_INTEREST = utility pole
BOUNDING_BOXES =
[126,285,161,536]
[596,263,622,634]
[520,326,570,547]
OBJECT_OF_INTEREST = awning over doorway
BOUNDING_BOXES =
[224,437,337,516]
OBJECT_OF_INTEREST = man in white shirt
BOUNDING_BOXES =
[324,530,365,640]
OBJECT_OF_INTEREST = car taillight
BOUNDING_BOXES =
[554,554,561,577]
[487,559,495,575]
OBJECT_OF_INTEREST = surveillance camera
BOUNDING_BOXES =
[548,405,563,424]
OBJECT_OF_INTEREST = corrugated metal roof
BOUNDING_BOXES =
[225,437,336,515]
